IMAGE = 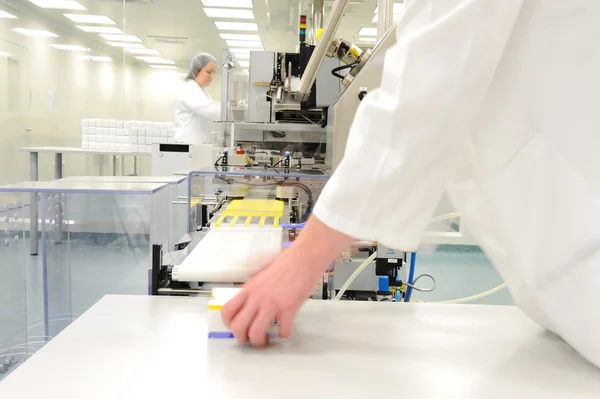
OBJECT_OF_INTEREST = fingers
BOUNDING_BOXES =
[221,288,248,327]
[248,308,277,348]
[277,310,296,339]
[229,301,258,343]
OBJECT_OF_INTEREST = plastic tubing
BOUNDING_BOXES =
[334,251,378,300]
[404,252,417,302]
[435,283,507,304]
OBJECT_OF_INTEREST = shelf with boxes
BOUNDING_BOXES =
[81,119,178,154]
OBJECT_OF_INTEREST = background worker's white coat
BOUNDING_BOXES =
[174,80,221,145]
[314,0,600,368]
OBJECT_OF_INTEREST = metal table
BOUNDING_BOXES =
[18,147,151,255]
[0,296,598,398]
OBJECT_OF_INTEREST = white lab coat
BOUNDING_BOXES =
[314,0,600,368]
[174,80,221,145]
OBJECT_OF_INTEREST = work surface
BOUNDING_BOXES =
[0,296,598,399]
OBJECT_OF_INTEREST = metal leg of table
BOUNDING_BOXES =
[30,152,39,255]
[55,153,63,244]
[120,156,125,176]
[112,155,117,177]
[133,156,138,176]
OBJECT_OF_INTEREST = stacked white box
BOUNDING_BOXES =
[81,119,175,153]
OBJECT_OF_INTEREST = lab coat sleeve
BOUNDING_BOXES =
[181,87,222,121]
[313,0,523,251]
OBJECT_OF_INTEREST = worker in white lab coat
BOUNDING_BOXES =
[174,53,221,145]
[222,0,600,368]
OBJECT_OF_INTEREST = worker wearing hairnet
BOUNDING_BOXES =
[174,53,221,145]
[222,0,600,368]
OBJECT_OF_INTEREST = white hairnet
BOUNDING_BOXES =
[186,53,217,81]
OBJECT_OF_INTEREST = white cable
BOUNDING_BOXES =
[428,212,462,225]
[434,283,507,304]
[334,251,377,300]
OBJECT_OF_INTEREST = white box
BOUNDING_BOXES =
[109,120,116,128]
[145,145,151,153]
[130,136,138,144]
[102,120,110,127]
[82,134,90,142]
[145,137,152,145]
[138,129,146,137]
[109,128,116,135]
[167,122,175,129]
[123,121,130,129]
[207,288,283,342]
[116,121,123,128]
[82,127,89,135]
[168,129,176,137]
[158,122,165,129]
[88,142,96,149]
[123,129,130,136]
[102,128,109,135]
[82,142,89,149]
[130,128,138,136]
[160,129,167,136]
[116,128,123,136]
[108,143,116,150]
[81,119,89,128]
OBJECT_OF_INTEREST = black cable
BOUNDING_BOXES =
[331,61,359,80]
[214,155,224,167]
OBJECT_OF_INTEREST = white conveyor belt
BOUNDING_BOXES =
[1,296,599,398]
[172,227,283,283]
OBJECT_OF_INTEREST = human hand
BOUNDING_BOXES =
[221,247,323,348]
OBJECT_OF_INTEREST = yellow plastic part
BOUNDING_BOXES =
[214,199,284,228]
[349,47,361,59]
[316,28,323,40]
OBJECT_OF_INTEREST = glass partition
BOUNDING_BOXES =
[0,181,170,377]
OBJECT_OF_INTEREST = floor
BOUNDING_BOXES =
[0,234,512,381]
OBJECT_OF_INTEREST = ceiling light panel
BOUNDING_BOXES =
[226,40,262,48]
[371,14,402,23]
[77,26,123,34]
[63,14,116,24]
[29,0,86,10]
[100,34,142,42]
[232,52,250,59]
[78,55,112,62]
[0,10,18,19]
[214,21,258,31]
[201,0,253,8]
[50,44,90,51]
[106,42,145,48]
[230,48,251,53]
[136,57,175,65]
[0,52,13,57]
[125,48,162,55]
[220,33,260,41]
[13,28,59,37]
[204,8,254,19]
[374,3,404,13]
[358,27,377,36]
[150,65,177,69]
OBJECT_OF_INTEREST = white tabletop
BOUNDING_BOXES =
[0,295,597,398]
[58,175,188,184]
[0,181,167,194]
[19,146,150,156]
